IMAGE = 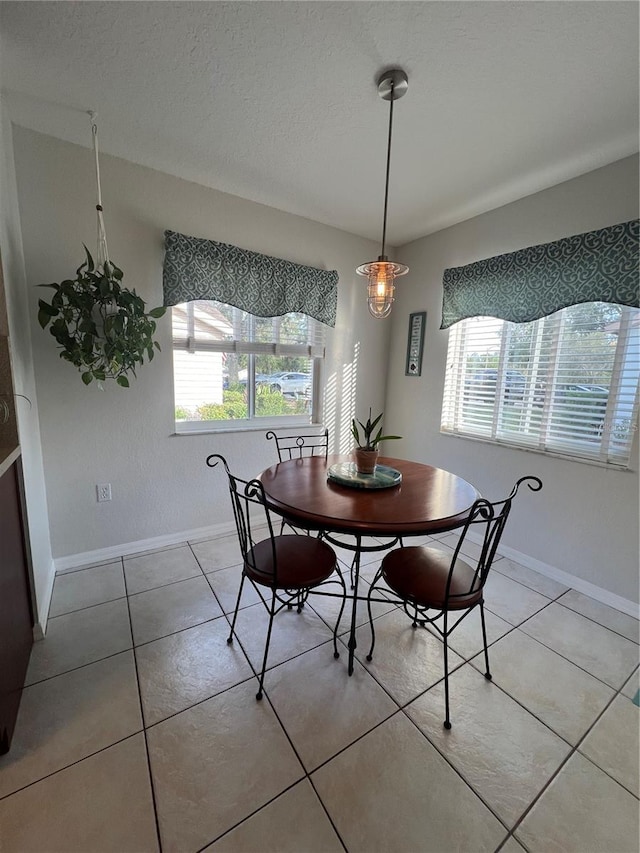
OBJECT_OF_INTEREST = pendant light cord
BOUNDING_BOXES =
[88,110,109,266]
[380,81,395,259]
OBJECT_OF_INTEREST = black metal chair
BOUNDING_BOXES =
[265,428,329,461]
[365,476,542,729]
[207,453,346,700]
[266,428,329,536]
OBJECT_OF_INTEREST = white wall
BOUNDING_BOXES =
[10,124,639,606]
[387,155,639,605]
[12,126,390,560]
[0,102,54,630]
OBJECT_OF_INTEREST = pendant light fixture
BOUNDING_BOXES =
[357,68,409,319]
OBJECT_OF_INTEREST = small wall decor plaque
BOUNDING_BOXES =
[405,311,426,376]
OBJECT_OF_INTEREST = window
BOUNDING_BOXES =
[172,300,327,431]
[441,303,640,466]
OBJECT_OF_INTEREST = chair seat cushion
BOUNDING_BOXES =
[381,546,482,610]
[246,535,337,588]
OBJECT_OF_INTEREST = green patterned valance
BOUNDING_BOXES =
[163,230,338,327]
[441,220,639,329]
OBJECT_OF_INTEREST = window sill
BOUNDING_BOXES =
[174,418,322,437]
[439,429,634,471]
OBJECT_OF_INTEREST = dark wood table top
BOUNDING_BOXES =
[258,454,480,537]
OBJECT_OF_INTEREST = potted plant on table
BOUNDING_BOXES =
[351,409,402,474]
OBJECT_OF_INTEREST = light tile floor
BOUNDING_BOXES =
[1,534,638,852]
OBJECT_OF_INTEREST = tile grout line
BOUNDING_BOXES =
[55,541,190,575]
[398,705,513,840]
[502,620,635,693]
[24,645,135,690]
[553,590,640,644]
[348,607,638,836]
[485,654,640,844]
[188,539,353,852]
[47,592,128,621]
[122,556,165,853]
[15,535,637,851]
[191,554,413,842]
[0,730,145,804]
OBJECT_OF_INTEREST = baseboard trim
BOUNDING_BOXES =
[53,523,639,620]
[495,541,639,619]
[33,557,56,639]
[54,521,237,573]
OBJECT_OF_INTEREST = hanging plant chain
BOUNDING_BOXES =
[88,111,109,267]
[36,111,166,388]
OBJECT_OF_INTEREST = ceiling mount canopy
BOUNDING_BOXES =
[357,68,409,320]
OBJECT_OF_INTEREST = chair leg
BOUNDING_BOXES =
[349,553,357,590]
[332,571,347,660]
[227,572,247,644]
[365,589,376,662]
[365,565,386,662]
[443,630,452,730]
[256,588,277,700]
[480,601,492,681]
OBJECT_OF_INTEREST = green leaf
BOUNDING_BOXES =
[83,245,95,272]
[149,306,166,318]
[116,375,130,388]
[37,308,51,329]
[81,371,93,385]
[369,412,383,432]
[51,318,69,337]
[38,298,58,317]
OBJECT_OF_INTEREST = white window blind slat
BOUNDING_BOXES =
[442,303,640,466]
[172,299,327,427]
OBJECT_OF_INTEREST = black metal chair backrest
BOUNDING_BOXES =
[444,475,543,607]
[266,428,329,461]
[206,454,280,585]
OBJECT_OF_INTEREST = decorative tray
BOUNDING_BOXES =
[327,462,402,490]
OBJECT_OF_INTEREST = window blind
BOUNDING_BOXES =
[172,301,326,357]
[442,303,640,466]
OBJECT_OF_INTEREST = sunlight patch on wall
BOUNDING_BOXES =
[324,341,359,454]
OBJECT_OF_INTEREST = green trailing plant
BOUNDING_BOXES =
[351,408,402,450]
[37,247,165,387]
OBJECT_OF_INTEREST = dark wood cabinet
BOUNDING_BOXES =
[0,458,33,754]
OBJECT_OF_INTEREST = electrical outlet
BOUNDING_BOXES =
[97,483,112,502]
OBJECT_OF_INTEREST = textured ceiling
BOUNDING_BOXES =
[0,1,638,246]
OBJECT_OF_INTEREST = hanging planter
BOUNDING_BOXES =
[37,111,165,387]
[38,248,165,387]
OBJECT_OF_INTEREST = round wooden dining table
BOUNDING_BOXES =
[258,454,480,536]
[258,454,480,673]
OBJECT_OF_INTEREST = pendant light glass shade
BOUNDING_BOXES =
[357,69,409,320]
[357,257,409,318]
